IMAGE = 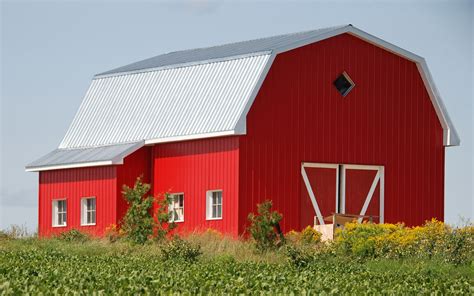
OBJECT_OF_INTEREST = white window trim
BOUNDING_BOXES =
[206,190,223,220]
[52,198,67,227]
[168,193,185,223]
[81,197,97,226]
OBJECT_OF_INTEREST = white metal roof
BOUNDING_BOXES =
[25,141,143,172]
[60,53,271,149]
[27,25,460,171]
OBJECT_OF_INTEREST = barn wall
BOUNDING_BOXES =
[152,137,239,236]
[238,33,445,233]
[116,147,152,226]
[38,166,117,237]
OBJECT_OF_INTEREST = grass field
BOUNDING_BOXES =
[0,232,473,294]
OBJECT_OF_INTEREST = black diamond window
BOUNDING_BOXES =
[333,72,355,97]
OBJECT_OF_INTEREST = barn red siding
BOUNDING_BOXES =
[238,33,445,233]
[38,166,117,236]
[152,137,239,236]
[116,147,152,226]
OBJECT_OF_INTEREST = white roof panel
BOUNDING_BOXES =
[26,141,144,172]
[60,53,271,148]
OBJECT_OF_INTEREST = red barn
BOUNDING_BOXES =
[27,25,460,237]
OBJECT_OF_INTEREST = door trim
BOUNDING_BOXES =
[301,162,385,225]
[341,164,385,223]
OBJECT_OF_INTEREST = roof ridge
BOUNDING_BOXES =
[97,25,349,76]
[161,25,348,56]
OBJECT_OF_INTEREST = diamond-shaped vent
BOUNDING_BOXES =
[333,72,355,97]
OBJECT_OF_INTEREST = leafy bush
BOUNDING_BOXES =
[58,229,89,243]
[160,237,202,263]
[442,226,474,265]
[155,192,177,241]
[121,177,156,245]
[247,200,284,251]
[285,245,316,268]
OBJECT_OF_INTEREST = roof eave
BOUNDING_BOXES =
[25,160,118,172]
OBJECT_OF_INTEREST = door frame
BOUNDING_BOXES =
[301,162,385,225]
[341,164,384,223]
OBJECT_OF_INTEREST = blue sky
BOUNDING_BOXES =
[1,0,472,231]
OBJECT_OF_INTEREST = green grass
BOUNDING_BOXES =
[0,237,472,294]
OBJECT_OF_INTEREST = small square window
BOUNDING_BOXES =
[169,193,184,222]
[206,190,222,220]
[52,199,67,227]
[81,197,96,226]
[333,71,355,97]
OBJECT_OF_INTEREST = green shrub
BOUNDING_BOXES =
[58,229,89,242]
[442,226,474,265]
[247,200,284,252]
[160,237,202,263]
[285,245,314,268]
[155,192,177,242]
[121,177,155,245]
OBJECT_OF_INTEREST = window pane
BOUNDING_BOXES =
[212,206,217,218]
[91,211,96,224]
[217,204,222,218]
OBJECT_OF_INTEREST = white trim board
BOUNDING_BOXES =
[301,163,340,225]
[301,162,384,225]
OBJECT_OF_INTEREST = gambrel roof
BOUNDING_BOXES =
[26,25,459,172]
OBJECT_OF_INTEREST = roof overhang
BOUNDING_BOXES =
[25,141,144,172]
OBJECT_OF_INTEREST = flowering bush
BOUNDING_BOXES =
[285,226,322,245]
[334,219,474,264]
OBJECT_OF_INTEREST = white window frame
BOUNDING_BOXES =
[81,197,97,226]
[168,193,185,223]
[52,199,67,227]
[206,190,223,220]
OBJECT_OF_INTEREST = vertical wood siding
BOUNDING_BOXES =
[116,147,152,225]
[239,33,444,233]
[153,137,239,236]
[38,166,117,236]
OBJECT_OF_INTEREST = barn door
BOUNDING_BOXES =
[301,163,384,226]
[341,165,384,223]
[301,163,339,225]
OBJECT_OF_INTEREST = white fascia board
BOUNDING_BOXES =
[270,25,459,147]
[145,130,239,145]
[234,54,276,134]
[25,160,118,172]
[416,61,460,146]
